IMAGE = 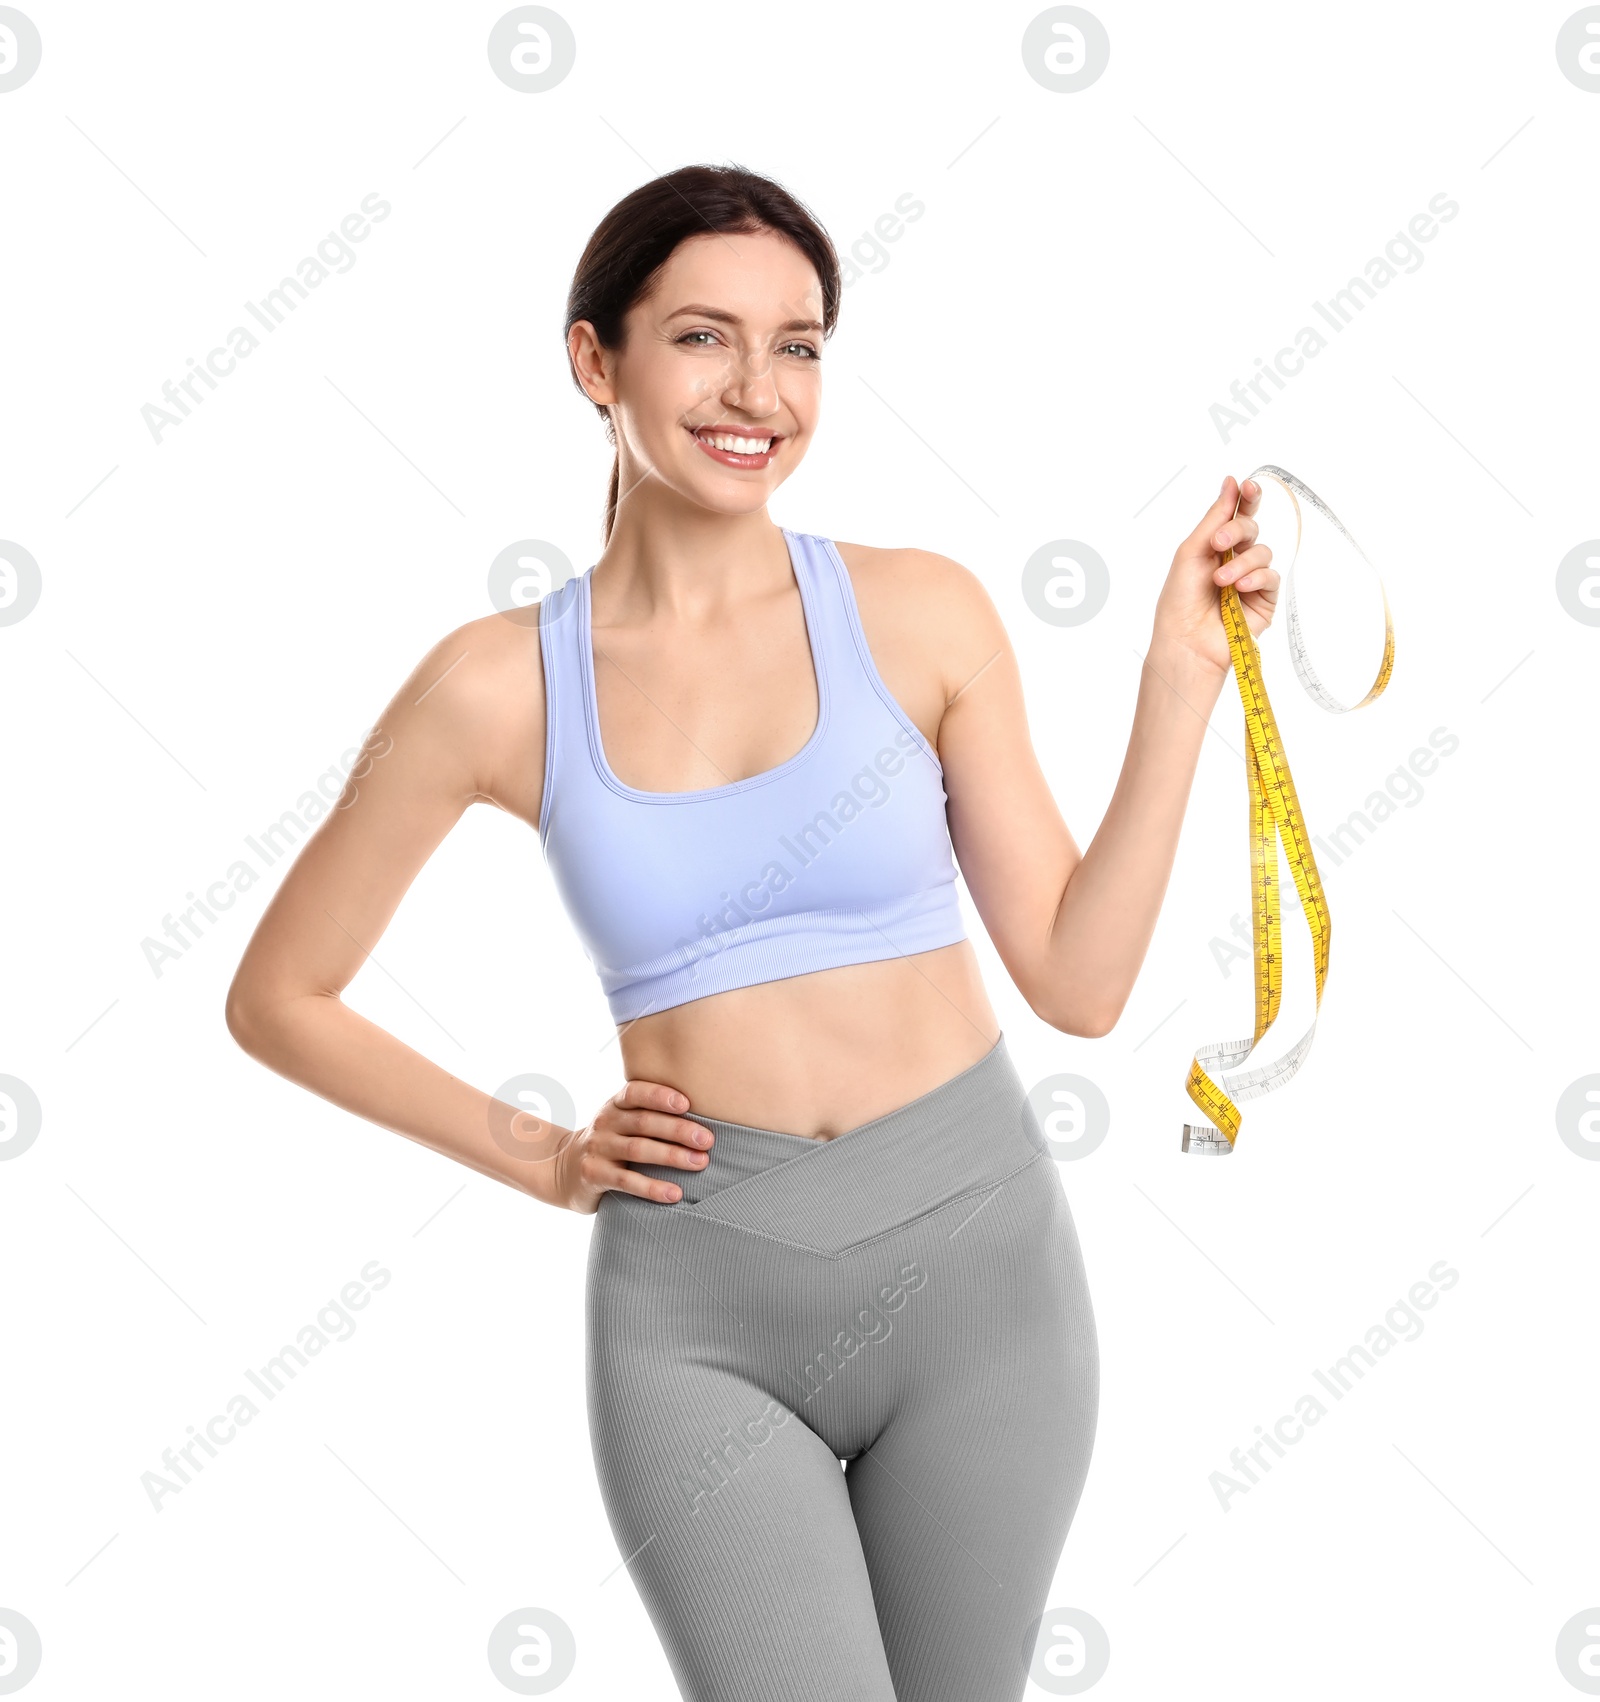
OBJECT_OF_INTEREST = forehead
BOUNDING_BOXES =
[648,228,823,327]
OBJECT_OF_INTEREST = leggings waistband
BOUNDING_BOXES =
[625,1032,1049,1258]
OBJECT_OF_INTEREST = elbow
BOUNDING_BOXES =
[224,977,271,1055]
[225,981,336,1056]
[1064,1010,1119,1040]
[223,992,256,1054]
[1034,994,1123,1039]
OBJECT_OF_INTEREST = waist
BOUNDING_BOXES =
[623,1030,1048,1249]
[617,942,998,1140]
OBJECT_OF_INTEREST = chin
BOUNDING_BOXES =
[680,468,781,514]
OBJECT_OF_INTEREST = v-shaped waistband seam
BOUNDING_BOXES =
[673,1148,1050,1262]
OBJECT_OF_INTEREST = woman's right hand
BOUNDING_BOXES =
[553,1080,715,1214]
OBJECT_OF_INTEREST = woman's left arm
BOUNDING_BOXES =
[933,474,1279,1036]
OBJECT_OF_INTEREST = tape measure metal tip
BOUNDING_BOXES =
[1181,1125,1236,1155]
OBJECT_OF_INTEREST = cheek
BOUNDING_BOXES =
[785,366,822,418]
[682,374,723,409]
[624,361,707,450]
[669,364,743,433]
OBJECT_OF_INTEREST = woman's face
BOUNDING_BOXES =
[572,226,825,521]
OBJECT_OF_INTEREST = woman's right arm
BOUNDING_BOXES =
[222,607,714,1211]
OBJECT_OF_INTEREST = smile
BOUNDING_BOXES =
[688,425,781,468]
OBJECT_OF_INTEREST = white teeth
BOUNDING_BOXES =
[698,432,774,455]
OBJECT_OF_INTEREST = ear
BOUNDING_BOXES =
[567,321,617,405]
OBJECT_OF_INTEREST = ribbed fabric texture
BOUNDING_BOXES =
[537,529,969,1023]
[585,1034,1100,1701]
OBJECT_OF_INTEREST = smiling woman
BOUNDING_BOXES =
[224,160,1280,1701]
[562,172,835,537]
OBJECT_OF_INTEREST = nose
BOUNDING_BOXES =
[715,344,780,422]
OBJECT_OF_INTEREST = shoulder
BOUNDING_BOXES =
[830,538,986,601]
[830,540,1008,702]
[384,602,546,823]
[406,603,543,724]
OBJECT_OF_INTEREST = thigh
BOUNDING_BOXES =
[844,1160,1100,1702]
[589,1356,899,1702]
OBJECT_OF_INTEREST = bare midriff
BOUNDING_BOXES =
[614,938,1001,1141]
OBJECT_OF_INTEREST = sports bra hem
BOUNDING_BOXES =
[601,898,970,1024]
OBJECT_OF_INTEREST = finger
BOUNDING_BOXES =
[617,1132,712,1171]
[1188,478,1244,552]
[600,1107,714,1150]
[1214,543,1273,583]
[1236,476,1263,517]
[1213,512,1260,554]
[593,1158,688,1205]
[613,1078,693,1115]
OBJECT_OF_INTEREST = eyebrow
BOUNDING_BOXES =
[664,303,824,334]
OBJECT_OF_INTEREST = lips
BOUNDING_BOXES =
[688,425,783,469]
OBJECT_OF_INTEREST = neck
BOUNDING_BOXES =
[596,488,792,620]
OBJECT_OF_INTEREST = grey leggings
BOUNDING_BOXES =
[585,1032,1099,1701]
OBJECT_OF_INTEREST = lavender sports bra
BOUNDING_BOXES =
[537,528,967,1023]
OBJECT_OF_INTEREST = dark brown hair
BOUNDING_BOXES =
[563,164,842,543]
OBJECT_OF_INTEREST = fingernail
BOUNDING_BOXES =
[671,1092,687,1109]
[1220,476,1229,496]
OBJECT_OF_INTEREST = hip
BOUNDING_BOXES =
[585,1032,1095,1360]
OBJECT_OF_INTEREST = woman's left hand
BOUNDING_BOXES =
[1150,474,1281,678]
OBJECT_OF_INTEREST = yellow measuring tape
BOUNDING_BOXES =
[1181,466,1396,1155]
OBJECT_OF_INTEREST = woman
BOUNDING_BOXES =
[225,164,1275,1701]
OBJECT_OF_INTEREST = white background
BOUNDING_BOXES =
[2,2,1595,1697]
